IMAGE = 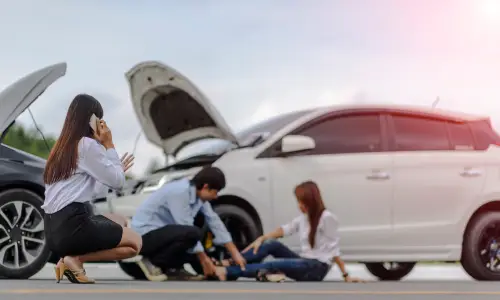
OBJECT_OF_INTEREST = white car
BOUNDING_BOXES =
[96,60,500,281]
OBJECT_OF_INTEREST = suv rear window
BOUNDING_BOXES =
[469,120,500,150]
[390,114,500,152]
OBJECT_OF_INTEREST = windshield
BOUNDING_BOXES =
[174,109,314,161]
[175,139,237,161]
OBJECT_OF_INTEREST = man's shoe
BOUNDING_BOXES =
[164,268,205,281]
[136,258,168,282]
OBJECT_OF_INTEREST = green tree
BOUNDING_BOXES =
[2,124,56,159]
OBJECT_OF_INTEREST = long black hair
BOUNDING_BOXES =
[43,94,103,184]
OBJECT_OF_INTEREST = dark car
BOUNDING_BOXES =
[0,62,67,279]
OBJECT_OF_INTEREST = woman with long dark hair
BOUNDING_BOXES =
[43,94,142,284]
[214,181,363,282]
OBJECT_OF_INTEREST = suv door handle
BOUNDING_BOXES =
[460,168,482,177]
[366,171,390,180]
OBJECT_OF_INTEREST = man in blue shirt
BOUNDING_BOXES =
[131,166,245,281]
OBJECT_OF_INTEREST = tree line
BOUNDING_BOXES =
[2,124,56,159]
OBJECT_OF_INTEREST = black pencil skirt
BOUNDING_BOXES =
[44,202,123,258]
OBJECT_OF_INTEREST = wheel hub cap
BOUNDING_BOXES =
[9,225,22,242]
[486,239,500,271]
[0,200,45,269]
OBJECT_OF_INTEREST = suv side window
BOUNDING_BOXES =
[391,115,450,151]
[295,114,382,155]
[447,122,475,150]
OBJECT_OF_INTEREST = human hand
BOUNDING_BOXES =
[242,236,265,254]
[231,251,246,270]
[120,152,135,172]
[201,257,217,278]
[94,120,114,149]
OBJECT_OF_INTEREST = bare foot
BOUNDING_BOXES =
[63,256,83,271]
[345,276,366,283]
[56,258,63,268]
[220,259,231,267]
[210,258,232,267]
[215,266,227,281]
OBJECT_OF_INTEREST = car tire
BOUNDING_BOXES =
[0,189,50,279]
[118,261,147,280]
[365,262,416,281]
[213,204,261,251]
[461,211,500,280]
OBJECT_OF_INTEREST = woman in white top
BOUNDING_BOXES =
[43,94,141,284]
[214,181,363,282]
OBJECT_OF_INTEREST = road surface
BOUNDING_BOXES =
[1,263,498,300]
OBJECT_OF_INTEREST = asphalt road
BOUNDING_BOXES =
[1,264,499,300]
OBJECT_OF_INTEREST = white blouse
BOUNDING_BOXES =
[42,137,125,214]
[281,210,340,265]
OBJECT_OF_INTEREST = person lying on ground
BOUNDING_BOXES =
[213,180,364,283]
[131,166,246,281]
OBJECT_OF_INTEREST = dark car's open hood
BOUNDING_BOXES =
[0,63,67,136]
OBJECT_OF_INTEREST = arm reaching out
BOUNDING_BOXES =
[243,216,302,254]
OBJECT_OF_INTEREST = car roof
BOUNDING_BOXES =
[310,103,489,123]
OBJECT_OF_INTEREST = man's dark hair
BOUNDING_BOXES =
[190,166,226,191]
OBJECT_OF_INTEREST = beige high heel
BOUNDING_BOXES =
[60,258,95,284]
[54,261,64,283]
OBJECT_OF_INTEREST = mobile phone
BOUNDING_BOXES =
[89,114,99,132]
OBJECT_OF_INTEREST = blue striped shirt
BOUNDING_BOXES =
[131,178,232,253]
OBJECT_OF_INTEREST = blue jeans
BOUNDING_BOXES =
[225,239,330,281]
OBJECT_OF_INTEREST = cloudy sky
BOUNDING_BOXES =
[1,0,500,176]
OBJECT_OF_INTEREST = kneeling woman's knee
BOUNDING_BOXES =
[122,228,142,255]
[132,232,143,254]
[263,239,280,246]
[261,239,282,249]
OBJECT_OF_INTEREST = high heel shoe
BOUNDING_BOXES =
[63,268,95,284]
[58,259,95,284]
[54,262,64,283]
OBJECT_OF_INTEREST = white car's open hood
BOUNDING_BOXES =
[0,62,67,135]
[125,61,238,156]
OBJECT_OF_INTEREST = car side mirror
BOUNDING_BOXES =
[279,135,315,155]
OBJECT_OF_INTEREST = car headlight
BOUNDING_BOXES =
[139,174,194,194]
[139,175,169,194]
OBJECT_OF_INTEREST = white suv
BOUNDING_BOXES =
[97,60,500,281]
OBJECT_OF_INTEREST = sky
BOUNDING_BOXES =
[1,0,500,177]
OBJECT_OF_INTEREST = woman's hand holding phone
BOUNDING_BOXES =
[92,118,134,172]
[93,120,114,149]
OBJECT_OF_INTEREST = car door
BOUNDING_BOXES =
[265,112,394,259]
[388,114,486,255]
